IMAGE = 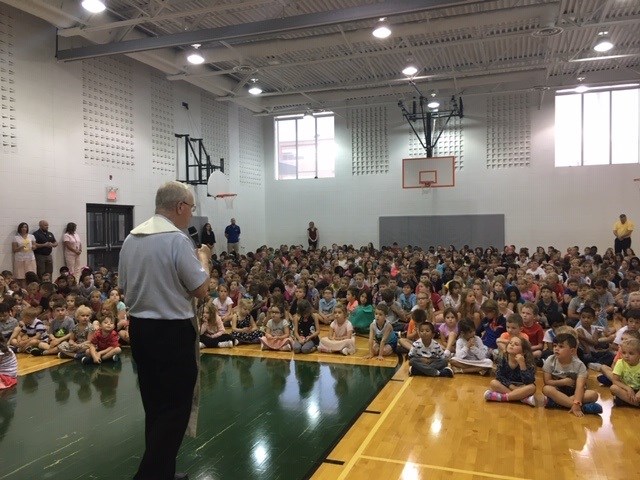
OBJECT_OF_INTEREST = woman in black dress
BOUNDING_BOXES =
[201,223,216,254]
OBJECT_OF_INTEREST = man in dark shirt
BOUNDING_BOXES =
[33,220,58,280]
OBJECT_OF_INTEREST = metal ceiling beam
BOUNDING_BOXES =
[193,3,559,64]
[56,0,482,61]
[57,0,276,37]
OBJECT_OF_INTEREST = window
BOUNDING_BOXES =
[275,113,335,179]
[555,87,640,167]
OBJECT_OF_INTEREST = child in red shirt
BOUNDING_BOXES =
[83,316,121,364]
[521,302,544,362]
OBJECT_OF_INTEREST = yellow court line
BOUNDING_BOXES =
[336,375,413,480]
[359,455,532,480]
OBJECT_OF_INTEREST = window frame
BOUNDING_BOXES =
[555,86,640,167]
[274,112,335,180]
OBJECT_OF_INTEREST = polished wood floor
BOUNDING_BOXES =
[16,326,638,480]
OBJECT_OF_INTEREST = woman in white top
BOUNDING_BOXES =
[63,222,82,279]
[12,222,36,287]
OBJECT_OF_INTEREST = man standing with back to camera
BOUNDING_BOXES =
[119,181,210,480]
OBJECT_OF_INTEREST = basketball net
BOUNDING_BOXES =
[214,193,237,209]
[420,181,434,195]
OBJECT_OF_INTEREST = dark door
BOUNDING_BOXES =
[86,204,134,272]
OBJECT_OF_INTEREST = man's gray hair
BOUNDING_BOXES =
[155,181,190,212]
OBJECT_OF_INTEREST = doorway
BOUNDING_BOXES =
[86,204,134,272]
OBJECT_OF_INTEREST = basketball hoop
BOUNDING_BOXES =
[214,193,237,209]
[420,181,434,195]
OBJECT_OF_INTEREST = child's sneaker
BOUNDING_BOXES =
[581,402,603,415]
[597,374,612,386]
[30,348,43,356]
[233,339,239,346]
[81,356,92,365]
[199,342,206,349]
[8,345,17,353]
[57,352,64,359]
[282,345,292,352]
[543,396,559,408]
[112,354,120,362]
[440,367,454,378]
[521,395,536,407]
[613,396,626,407]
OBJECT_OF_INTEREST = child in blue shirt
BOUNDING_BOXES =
[399,284,416,312]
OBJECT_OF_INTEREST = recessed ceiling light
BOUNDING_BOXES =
[81,0,106,13]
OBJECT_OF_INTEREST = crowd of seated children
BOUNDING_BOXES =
[3,241,640,409]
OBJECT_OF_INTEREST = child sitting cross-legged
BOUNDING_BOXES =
[450,319,494,375]
[200,303,236,349]
[542,332,602,416]
[610,336,640,407]
[82,315,122,364]
[8,306,47,353]
[57,305,95,359]
[29,298,75,356]
[260,304,293,352]
[408,321,454,378]
[364,304,398,360]
[484,336,536,406]
[318,304,356,355]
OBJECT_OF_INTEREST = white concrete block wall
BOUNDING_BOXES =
[0,6,266,273]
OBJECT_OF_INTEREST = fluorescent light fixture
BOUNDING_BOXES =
[82,0,106,13]
[574,85,589,93]
[427,100,440,108]
[402,65,418,76]
[593,32,614,52]
[372,18,391,39]
[556,83,640,94]
[571,53,640,62]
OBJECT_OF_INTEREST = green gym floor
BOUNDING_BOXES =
[0,352,395,480]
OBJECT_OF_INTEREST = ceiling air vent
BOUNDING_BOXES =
[532,26,563,37]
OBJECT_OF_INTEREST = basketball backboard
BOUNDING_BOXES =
[207,170,230,196]
[402,156,455,188]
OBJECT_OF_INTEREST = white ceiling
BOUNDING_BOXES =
[5,0,640,113]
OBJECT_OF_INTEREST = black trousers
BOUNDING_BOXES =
[35,254,53,279]
[129,317,197,480]
[615,237,631,255]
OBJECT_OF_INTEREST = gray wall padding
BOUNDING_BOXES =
[379,215,505,250]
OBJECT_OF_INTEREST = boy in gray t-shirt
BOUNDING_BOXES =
[30,300,75,356]
[542,332,602,416]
